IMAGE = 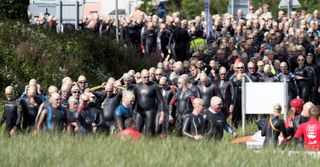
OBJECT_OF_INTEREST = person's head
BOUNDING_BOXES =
[301,102,315,117]
[48,85,58,97]
[257,60,264,72]
[219,67,227,80]
[71,86,80,99]
[29,79,37,86]
[141,69,150,84]
[159,77,167,89]
[297,55,305,67]
[247,61,256,74]
[155,68,163,81]
[124,118,137,129]
[149,67,156,81]
[199,72,208,86]
[263,64,272,76]
[122,90,135,108]
[80,94,90,108]
[50,92,61,108]
[189,65,198,77]
[236,62,245,74]
[309,106,320,119]
[27,86,37,98]
[68,96,78,110]
[192,98,204,114]
[61,84,70,99]
[210,96,223,112]
[123,73,132,86]
[105,82,114,97]
[77,75,87,89]
[177,76,187,89]
[62,76,73,88]
[5,86,15,101]
[280,62,288,74]
[306,53,313,65]
[290,98,304,114]
[273,103,282,116]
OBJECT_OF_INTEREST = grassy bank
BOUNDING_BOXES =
[0,127,319,166]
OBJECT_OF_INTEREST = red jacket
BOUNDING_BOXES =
[117,128,142,140]
[294,118,320,151]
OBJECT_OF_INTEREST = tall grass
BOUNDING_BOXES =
[0,124,319,167]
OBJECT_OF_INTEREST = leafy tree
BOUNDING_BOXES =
[0,0,29,21]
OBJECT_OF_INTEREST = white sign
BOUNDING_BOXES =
[245,82,286,114]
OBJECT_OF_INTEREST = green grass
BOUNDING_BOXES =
[0,125,320,167]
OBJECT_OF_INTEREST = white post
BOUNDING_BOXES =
[283,79,288,120]
[115,0,119,43]
[241,77,246,134]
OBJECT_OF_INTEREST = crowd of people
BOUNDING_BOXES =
[7,4,320,150]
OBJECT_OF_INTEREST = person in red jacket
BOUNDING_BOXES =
[117,118,142,140]
[294,106,320,151]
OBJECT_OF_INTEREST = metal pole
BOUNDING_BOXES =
[60,0,63,32]
[284,79,288,120]
[231,0,234,17]
[75,0,79,30]
[287,0,291,19]
[115,0,119,43]
[241,77,246,134]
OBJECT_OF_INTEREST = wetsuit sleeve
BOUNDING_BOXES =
[93,92,106,107]
[182,116,193,138]
[169,96,177,116]
[279,120,289,138]
[223,118,234,134]
[261,117,269,136]
[0,111,5,127]
[155,86,165,112]
[15,108,22,127]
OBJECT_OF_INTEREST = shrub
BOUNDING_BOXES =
[0,20,156,93]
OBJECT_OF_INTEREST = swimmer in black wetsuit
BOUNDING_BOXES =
[169,76,195,135]
[183,98,205,140]
[133,69,165,135]
[262,104,289,147]
[97,83,122,134]
[20,86,43,131]
[156,77,174,136]
[0,86,21,136]
[36,93,68,133]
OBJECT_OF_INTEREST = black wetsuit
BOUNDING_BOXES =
[204,109,234,140]
[294,66,312,102]
[156,86,175,134]
[230,74,252,128]
[170,27,190,61]
[0,99,21,135]
[248,72,262,82]
[43,105,66,132]
[142,28,157,56]
[169,88,195,135]
[197,81,217,108]
[133,82,164,135]
[261,116,289,147]
[97,93,122,133]
[182,113,205,138]
[20,96,43,130]
[75,106,98,135]
[214,79,234,117]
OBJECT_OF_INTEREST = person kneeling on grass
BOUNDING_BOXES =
[183,98,205,141]
[117,118,142,140]
[294,106,320,151]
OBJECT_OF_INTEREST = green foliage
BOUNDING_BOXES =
[0,0,29,21]
[0,21,156,94]
[180,0,228,19]
[252,0,320,17]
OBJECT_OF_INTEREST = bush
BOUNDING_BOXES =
[0,21,156,93]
